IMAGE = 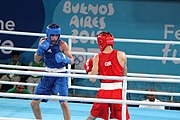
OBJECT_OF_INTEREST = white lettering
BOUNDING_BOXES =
[104,61,112,66]
[162,44,180,64]
[175,29,180,40]
[6,20,15,31]
[70,15,79,28]
[99,17,105,29]
[63,1,114,16]
[88,4,98,15]
[63,1,115,47]
[99,5,108,15]
[164,24,180,40]
[162,44,171,64]
[0,40,14,54]
[164,24,174,39]
[84,16,93,28]
[70,15,106,29]
[71,29,101,44]
[79,30,89,43]
[63,1,71,14]
[0,20,15,30]
[80,17,84,27]
[72,3,79,13]
[71,29,78,44]
[92,17,98,28]
[163,24,180,64]
[172,49,180,64]
[107,3,114,15]
[80,3,88,14]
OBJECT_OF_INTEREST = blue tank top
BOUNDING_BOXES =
[44,41,66,68]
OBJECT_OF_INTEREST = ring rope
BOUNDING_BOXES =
[0,69,180,83]
[0,81,37,86]
[127,90,180,97]
[0,46,36,52]
[1,46,180,61]
[1,30,180,45]
[0,92,122,104]
[0,92,180,108]
[0,69,127,80]
[1,64,180,79]
[126,100,180,107]
[0,67,179,96]
[0,80,179,97]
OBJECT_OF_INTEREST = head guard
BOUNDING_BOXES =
[97,32,114,52]
[46,23,61,44]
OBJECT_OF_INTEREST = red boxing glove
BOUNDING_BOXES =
[84,58,93,73]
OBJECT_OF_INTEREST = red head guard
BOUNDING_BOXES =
[97,32,114,52]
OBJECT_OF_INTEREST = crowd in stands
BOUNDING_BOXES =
[0,51,43,94]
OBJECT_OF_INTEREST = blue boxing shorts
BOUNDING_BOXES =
[34,76,68,102]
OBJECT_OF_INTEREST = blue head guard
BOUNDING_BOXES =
[46,24,61,44]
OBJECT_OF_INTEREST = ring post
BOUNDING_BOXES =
[68,38,72,88]
[122,77,127,120]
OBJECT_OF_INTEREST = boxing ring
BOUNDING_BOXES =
[0,30,180,120]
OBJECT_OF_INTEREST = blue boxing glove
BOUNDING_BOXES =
[36,40,50,56]
[55,52,71,64]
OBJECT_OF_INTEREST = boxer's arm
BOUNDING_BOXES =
[123,62,127,76]
[60,40,74,65]
[34,38,46,63]
[117,51,127,76]
[122,52,127,76]
[88,54,99,83]
[34,53,43,64]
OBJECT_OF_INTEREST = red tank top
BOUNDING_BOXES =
[98,50,123,83]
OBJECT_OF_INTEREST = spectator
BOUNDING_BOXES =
[7,84,30,94]
[26,60,44,94]
[139,88,165,110]
[6,80,30,100]
[0,51,25,92]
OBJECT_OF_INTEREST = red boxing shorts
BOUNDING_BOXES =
[90,89,130,120]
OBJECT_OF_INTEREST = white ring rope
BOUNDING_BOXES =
[128,73,180,79]
[0,46,36,52]
[0,69,180,83]
[1,64,180,79]
[1,46,180,61]
[0,69,126,80]
[126,100,180,107]
[0,80,179,97]
[0,81,37,86]
[0,92,180,108]
[0,68,180,97]
[0,68,180,98]
[0,92,122,104]
[127,90,180,97]
[1,30,180,45]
